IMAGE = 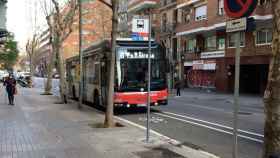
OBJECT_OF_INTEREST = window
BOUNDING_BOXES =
[228,32,245,48]
[259,0,269,5]
[205,36,216,50]
[182,10,191,23]
[187,38,196,52]
[195,5,207,21]
[218,38,225,50]
[218,0,224,15]
[256,29,272,45]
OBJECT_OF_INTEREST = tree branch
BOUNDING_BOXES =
[99,0,112,9]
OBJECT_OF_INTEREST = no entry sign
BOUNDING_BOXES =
[224,0,257,18]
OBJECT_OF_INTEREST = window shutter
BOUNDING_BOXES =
[177,9,182,23]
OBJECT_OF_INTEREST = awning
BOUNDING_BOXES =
[192,60,216,70]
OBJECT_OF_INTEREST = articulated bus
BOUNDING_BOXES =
[66,38,168,108]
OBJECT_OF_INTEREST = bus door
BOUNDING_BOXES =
[100,60,107,106]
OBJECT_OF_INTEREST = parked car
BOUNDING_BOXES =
[0,70,9,82]
[53,73,60,79]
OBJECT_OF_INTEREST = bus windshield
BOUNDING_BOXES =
[116,48,166,92]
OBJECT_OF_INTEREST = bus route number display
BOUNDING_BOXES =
[119,50,155,59]
[224,0,257,18]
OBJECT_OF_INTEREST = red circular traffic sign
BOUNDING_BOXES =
[224,0,257,18]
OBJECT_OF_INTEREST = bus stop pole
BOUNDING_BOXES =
[146,9,152,143]
[78,0,83,109]
[233,32,241,158]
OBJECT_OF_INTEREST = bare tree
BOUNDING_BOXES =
[263,0,280,158]
[41,0,78,101]
[26,34,39,79]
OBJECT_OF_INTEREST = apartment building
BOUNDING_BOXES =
[62,0,112,60]
[173,0,272,94]
[0,0,7,30]
[158,0,178,89]
[34,0,112,76]
[35,29,52,77]
[0,0,8,45]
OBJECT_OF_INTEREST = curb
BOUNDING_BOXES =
[115,116,220,158]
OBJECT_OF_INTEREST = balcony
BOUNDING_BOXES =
[128,0,158,13]
[176,0,201,9]
[161,23,176,34]
[160,0,177,9]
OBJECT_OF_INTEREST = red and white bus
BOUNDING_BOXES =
[66,38,168,108]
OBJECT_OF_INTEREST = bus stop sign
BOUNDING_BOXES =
[224,0,257,18]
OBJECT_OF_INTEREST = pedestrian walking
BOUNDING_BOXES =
[3,74,17,105]
[175,79,182,97]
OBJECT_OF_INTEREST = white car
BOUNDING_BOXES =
[18,72,31,78]
[0,70,9,81]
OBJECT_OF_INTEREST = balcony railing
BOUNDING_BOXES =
[160,0,177,7]
[181,46,204,54]
[161,23,176,34]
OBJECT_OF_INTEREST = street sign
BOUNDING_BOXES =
[226,18,247,32]
[224,0,257,18]
[223,1,258,158]
[131,33,144,41]
[132,18,149,38]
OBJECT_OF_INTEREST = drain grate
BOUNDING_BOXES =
[136,147,187,158]
[181,142,203,150]
[238,111,252,115]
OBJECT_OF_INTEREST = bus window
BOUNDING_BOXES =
[116,48,166,92]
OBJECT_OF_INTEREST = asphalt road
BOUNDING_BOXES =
[117,90,264,158]
[33,78,264,158]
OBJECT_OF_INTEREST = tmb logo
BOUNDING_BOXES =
[224,0,257,18]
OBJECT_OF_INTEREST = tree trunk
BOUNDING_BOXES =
[56,41,68,104]
[104,0,118,128]
[263,1,280,158]
[44,50,55,95]
[29,56,34,81]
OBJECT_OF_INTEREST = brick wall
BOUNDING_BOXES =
[226,32,272,58]
[62,0,112,60]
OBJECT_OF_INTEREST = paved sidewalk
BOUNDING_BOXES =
[0,86,218,158]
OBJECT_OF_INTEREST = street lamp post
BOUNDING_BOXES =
[146,8,152,143]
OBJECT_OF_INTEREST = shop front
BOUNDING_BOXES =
[226,55,270,95]
[185,60,217,89]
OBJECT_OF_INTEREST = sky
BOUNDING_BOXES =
[7,0,47,52]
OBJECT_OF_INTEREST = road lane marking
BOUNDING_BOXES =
[155,113,263,143]
[172,100,264,115]
[114,116,220,158]
[162,111,264,138]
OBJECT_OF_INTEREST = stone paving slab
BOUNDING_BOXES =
[0,86,219,158]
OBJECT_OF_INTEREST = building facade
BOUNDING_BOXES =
[174,0,272,94]
[35,29,52,77]
[158,0,178,89]
[62,0,112,60]
[0,0,7,30]
[35,0,112,76]
[0,0,8,45]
